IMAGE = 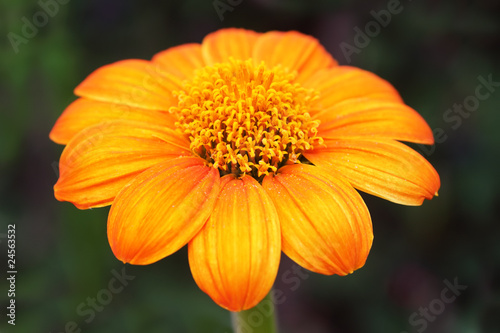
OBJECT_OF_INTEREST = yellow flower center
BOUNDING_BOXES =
[170,59,323,179]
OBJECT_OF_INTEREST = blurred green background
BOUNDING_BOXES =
[1,0,499,332]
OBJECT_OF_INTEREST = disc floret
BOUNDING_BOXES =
[170,58,323,179]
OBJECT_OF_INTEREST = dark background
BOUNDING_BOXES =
[1,0,499,332]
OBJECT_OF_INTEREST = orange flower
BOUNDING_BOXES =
[50,28,440,311]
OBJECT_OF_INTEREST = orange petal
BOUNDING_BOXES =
[74,59,181,110]
[304,138,441,205]
[317,99,434,144]
[263,164,373,276]
[152,43,204,80]
[253,31,337,83]
[202,28,260,65]
[54,120,190,209]
[49,98,178,145]
[108,157,220,265]
[188,175,281,311]
[304,66,403,115]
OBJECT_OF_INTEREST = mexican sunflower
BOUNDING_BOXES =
[50,28,440,311]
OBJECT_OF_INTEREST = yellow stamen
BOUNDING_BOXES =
[170,58,322,179]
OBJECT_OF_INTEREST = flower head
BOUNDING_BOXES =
[50,28,440,311]
[171,58,322,178]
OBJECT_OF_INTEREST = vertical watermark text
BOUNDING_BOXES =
[5,224,17,326]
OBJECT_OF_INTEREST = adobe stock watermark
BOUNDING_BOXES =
[213,0,243,21]
[232,264,310,333]
[7,0,71,54]
[400,277,467,333]
[339,0,405,64]
[49,267,135,333]
[416,74,499,157]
